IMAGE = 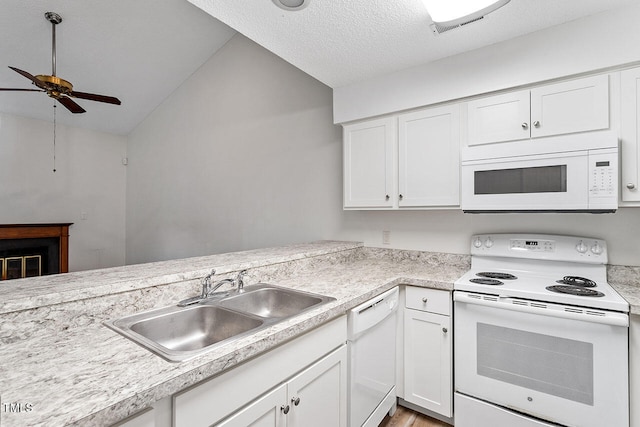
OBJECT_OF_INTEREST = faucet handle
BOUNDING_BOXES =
[201,268,216,295]
[202,268,216,283]
[236,270,248,290]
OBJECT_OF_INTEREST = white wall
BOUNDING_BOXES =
[0,112,126,271]
[338,208,640,266]
[125,34,343,264]
[125,29,640,267]
[334,3,640,124]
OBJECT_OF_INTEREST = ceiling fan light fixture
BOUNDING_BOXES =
[422,0,510,26]
[272,0,310,12]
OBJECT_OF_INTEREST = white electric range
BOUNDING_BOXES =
[453,234,629,427]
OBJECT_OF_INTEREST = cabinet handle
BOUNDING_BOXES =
[281,405,290,414]
[521,122,529,130]
[533,121,540,128]
[292,397,301,406]
[385,194,390,201]
[399,194,404,201]
[422,297,428,303]
[442,327,448,333]
[627,183,636,190]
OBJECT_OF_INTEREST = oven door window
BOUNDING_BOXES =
[477,323,593,405]
[474,165,567,195]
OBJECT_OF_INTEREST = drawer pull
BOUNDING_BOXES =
[422,297,428,303]
[442,327,448,333]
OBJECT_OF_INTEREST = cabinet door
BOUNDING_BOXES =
[398,105,460,207]
[216,385,287,427]
[343,117,396,208]
[530,74,609,138]
[467,90,530,146]
[621,67,640,202]
[403,309,452,417]
[288,345,347,427]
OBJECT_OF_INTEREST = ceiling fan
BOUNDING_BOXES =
[0,12,121,114]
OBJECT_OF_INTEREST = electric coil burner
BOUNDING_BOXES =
[477,272,517,280]
[556,275,596,287]
[546,284,605,297]
[469,278,503,285]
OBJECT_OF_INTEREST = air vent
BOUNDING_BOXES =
[430,15,484,35]
[511,300,548,309]
[586,310,606,317]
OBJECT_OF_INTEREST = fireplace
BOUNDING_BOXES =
[0,224,72,280]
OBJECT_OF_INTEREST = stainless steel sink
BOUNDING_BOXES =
[105,283,335,362]
[218,284,333,318]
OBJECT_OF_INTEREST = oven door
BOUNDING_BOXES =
[461,151,588,212]
[454,291,629,427]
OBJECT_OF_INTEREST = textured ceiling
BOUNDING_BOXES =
[1,0,638,136]
[189,0,638,88]
[0,0,235,135]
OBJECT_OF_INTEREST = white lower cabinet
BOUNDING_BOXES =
[217,346,347,427]
[173,316,347,427]
[630,315,640,427]
[402,287,452,418]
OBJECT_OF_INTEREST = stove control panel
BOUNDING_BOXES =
[470,234,607,263]
[510,239,555,252]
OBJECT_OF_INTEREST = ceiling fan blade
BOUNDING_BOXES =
[58,96,86,114]
[8,66,46,89]
[70,91,121,105]
[0,88,45,92]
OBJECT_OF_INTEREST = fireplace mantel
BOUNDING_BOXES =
[0,223,72,275]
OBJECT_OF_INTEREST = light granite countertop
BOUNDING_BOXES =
[0,240,638,427]
[0,241,468,427]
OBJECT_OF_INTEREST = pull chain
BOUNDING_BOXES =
[52,101,57,173]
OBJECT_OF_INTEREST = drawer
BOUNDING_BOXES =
[405,286,450,315]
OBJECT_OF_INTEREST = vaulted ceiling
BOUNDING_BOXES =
[1,0,637,135]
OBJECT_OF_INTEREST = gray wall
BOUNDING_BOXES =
[126,35,343,264]
[0,113,127,271]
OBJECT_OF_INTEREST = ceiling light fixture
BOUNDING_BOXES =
[422,0,510,26]
[272,0,310,11]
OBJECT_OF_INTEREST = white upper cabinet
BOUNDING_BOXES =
[343,117,396,208]
[620,67,640,202]
[398,105,460,207]
[467,74,610,146]
[343,104,461,210]
[467,90,530,145]
[530,74,609,138]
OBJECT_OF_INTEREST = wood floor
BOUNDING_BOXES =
[378,406,451,427]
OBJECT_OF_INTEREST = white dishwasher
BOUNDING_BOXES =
[348,287,399,427]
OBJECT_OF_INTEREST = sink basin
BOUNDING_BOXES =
[218,285,332,318]
[106,305,265,362]
[130,305,263,351]
[105,283,335,362]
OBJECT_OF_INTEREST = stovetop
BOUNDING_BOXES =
[454,234,629,313]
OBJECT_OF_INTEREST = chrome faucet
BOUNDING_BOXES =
[177,269,249,306]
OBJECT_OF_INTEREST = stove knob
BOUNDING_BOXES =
[473,237,483,248]
[591,242,603,255]
[484,237,494,248]
[576,240,588,253]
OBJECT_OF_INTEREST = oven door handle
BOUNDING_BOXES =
[454,292,629,327]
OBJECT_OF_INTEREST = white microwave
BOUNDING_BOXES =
[461,131,618,213]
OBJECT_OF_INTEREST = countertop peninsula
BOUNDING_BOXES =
[0,240,638,426]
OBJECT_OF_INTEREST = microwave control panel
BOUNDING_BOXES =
[589,151,617,197]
